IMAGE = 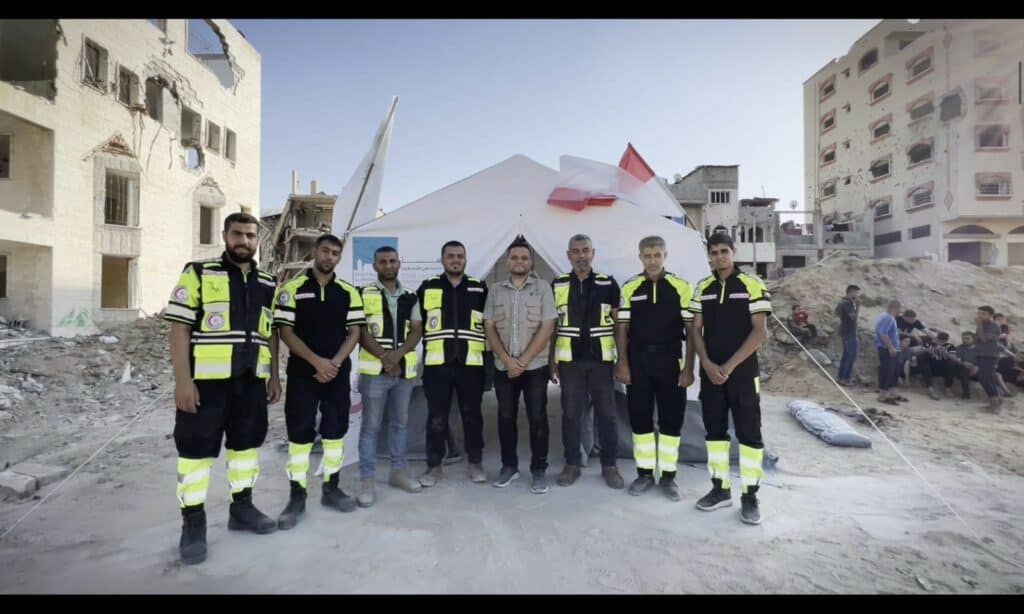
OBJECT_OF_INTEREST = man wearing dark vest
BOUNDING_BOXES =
[417,241,489,486]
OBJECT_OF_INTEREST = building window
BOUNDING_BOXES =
[842,139,850,149]
[145,78,165,121]
[907,185,934,210]
[117,66,139,106]
[871,116,891,140]
[820,145,836,166]
[899,39,913,50]
[199,206,217,245]
[976,125,1009,150]
[842,103,851,113]
[104,170,138,226]
[906,49,933,81]
[0,254,7,299]
[147,19,167,33]
[869,75,891,103]
[821,181,836,199]
[820,110,836,134]
[710,190,731,205]
[875,231,902,246]
[820,77,835,101]
[976,81,1006,102]
[83,39,108,90]
[0,134,9,179]
[940,92,964,121]
[101,256,132,309]
[859,48,879,74]
[873,199,892,219]
[225,129,237,162]
[782,255,807,269]
[180,106,201,147]
[872,120,888,140]
[910,224,931,239]
[909,97,934,122]
[870,156,891,180]
[908,141,933,165]
[844,176,851,185]
[206,121,222,154]
[976,173,1012,197]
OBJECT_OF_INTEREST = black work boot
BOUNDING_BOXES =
[179,506,207,565]
[321,472,357,513]
[695,478,733,511]
[277,481,307,530]
[228,488,278,534]
[659,474,682,502]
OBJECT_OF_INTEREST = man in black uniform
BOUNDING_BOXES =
[690,232,771,525]
[417,241,490,486]
[615,235,696,501]
[273,234,365,529]
[164,212,282,565]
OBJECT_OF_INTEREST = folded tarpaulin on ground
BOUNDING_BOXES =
[788,399,872,448]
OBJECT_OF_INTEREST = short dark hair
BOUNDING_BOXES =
[903,309,917,318]
[223,212,259,232]
[937,332,949,341]
[315,234,343,250]
[962,331,975,338]
[994,313,1004,319]
[707,232,734,252]
[899,333,910,341]
[441,240,465,256]
[978,305,995,316]
[373,245,398,261]
[846,284,860,294]
[1000,324,1010,334]
[506,235,533,258]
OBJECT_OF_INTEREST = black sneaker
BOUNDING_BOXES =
[740,493,762,525]
[530,470,549,494]
[628,474,656,496]
[492,466,520,488]
[695,480,733,511]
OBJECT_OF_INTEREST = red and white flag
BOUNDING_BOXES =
[547,143,681,217]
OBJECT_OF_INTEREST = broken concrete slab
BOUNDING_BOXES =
[10,462,72,487]
[0,470,38,497]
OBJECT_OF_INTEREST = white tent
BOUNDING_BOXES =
[332,154,750,465]
[340,155,709,289]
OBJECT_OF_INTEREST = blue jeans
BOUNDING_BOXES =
[358,374,416,479]
[838,333,858,380]
[877,347,897,391]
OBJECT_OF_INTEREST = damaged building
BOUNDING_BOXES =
[260,171,338,281]
[804,19,1024,266]
[0,19,261,335]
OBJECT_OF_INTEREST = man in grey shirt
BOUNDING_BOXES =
[975,305,1002,413]
[835,284,861,385]
[483,237,557,493]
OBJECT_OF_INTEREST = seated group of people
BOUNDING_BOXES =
[895,310,1022,400]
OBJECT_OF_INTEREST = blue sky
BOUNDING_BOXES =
[234,19,880,215]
